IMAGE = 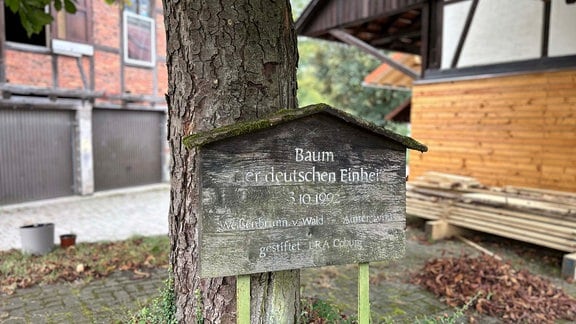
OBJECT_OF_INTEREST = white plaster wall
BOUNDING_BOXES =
[442,0,543,68]
[549,0,576,57]
[442,1,471,69]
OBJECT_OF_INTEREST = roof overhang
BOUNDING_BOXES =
[296,0,426,55]
[363,53,422,90]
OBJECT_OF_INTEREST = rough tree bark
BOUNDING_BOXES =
[162,0,299,322]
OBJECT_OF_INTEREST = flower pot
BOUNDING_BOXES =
[60,234,77,248]
[19,223,55,255]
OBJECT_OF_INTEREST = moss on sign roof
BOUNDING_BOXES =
[183,103,428,152]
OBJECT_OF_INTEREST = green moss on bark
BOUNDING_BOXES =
[183,103,428,152]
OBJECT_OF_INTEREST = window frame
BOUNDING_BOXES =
[3,4,49,48]
[52,0,93,45]
[122,10,156,68]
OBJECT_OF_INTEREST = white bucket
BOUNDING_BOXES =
[20,223,55,255]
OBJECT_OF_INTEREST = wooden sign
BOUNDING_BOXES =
[184,104,427,278]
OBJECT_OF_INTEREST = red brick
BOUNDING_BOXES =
[5,2,167,103]
[94,51,121,95]
[156,62,168,97]
[125,66,153,95]
[5,50,52,87]
[93,1,121,48]
[58,56,86,89]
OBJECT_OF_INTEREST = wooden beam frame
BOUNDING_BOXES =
[421,1,443,72]
[0,0,5,83]
[422,54,576,81]
[76,57,88,89]
[541,0,551,58]
[328,29,419,79]
[372,30,420,46]
[420,2,430,72]
[451,0,479,68]
[0,84,103,100]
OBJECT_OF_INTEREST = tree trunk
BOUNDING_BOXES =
[162,0,299,322]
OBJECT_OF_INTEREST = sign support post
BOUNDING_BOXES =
[237,275,251,324]
[185,104,428,323]
[358,263,370,324]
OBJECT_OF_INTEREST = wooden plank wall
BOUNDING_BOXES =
[409,70,576,192]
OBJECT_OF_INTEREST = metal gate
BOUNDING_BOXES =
[0,109,75,205]
[92,109,163,191]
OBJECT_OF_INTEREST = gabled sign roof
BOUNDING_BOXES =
[183,103,427,152]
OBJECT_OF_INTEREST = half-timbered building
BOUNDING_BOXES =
[0,0,168,204]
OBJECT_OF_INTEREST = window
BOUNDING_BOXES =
[4,4,47,46]
[125,0,153,17]
[123,1,155,67]
[4,1,91,50]
[53,0,92,44]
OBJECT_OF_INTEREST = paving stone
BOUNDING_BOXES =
[0,270,167,323]
[0,185,169,251]
[0,185,169,323]
[2,186,574,323]
[112,290,132,302]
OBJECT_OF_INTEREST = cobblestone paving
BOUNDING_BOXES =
[0,186,170,323]
[0,185,169,251]
[0,269,168,323]
[301,222,576,323]
[1,187,574,323]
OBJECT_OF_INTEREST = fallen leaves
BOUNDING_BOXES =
[411,254,576,323]
[0,236,169,294]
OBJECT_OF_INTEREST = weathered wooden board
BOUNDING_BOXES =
[199,114,407,278]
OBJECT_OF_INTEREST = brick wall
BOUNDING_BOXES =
[94,51,121,94]
[4,0,167,103]
[58,56,89,89]
[125,66,154,95]
[155,4,168,98]
[93,1,120,48]
[5,51,52,87]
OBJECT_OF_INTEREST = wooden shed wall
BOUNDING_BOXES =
[409,70,576,192]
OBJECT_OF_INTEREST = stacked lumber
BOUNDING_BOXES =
[407,172,576,253]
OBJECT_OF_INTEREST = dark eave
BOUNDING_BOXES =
[296,0,425,55]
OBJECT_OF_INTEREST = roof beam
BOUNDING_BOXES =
[0,83,103,100]
[451,0,479,68]
[372,30,420,46]
[0,0,5,83]
[541,0,551,57]
[329,29,419,80]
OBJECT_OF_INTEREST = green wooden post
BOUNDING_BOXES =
[237,275,251,324]
[358,263,370,324]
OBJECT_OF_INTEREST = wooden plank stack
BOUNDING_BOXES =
[407,172,576,253]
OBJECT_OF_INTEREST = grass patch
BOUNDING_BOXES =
[130,274,177,324]
[0,235,169,295]
[300,297,356,323]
